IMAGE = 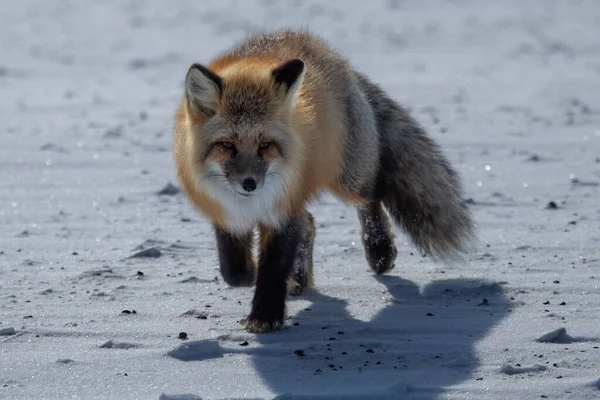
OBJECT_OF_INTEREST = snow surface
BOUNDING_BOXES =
[1,0,600,399]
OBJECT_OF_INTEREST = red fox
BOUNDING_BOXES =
[173,30,474,333]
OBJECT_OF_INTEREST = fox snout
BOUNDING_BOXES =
[224,150,267,195]
[231,173,264,196]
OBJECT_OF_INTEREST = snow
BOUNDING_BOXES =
[1,0,600,399]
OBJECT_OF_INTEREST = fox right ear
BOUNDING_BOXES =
[272,59,305,112]
[272,59,304,93]
[185,64,222,115]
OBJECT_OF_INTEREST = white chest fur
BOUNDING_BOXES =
[213,185,284,233]
[199,169,289,234]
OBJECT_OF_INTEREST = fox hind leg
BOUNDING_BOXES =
[288,210,315,296]
[357,201,397,274]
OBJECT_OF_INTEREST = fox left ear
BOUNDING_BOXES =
[272,59,305,108]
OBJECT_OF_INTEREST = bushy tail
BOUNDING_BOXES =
[355,73,474,261]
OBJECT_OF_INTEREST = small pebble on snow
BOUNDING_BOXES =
[157,183,180,196]
[0,327,16,336]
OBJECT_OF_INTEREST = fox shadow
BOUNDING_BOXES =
[255,274,509,399]
[168,273,510,399]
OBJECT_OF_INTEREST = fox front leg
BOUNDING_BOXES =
[214,226,255,286]
[244,219,302,333]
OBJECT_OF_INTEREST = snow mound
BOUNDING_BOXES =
[536,328,574,343]
[501,364,548,375]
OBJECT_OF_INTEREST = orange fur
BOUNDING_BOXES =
[174,102,226,226]
[173,40,364,231]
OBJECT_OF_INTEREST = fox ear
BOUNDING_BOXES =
[185,63,222,115]
[272,59,304,92]
[272,59,304,108]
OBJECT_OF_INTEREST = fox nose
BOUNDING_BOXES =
[241,177,257,192]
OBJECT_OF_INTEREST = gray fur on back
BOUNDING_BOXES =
[336,72,380,196]
[218,30,474,259]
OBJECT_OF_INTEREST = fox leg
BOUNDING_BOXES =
[214,226,255,286]
[357,201,397,274]
[287,210,315,296]
[245,217,302,333]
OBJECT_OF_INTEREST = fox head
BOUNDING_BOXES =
[183,59,305,201]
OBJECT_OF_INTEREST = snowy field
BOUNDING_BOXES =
[1,0,600,399]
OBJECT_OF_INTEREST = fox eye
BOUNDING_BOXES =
[259,142,271,150]
[220,142,234,150]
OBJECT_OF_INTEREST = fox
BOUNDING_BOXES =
[173,30,474,333]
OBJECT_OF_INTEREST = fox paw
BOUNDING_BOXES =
[287,272,312,297]
[244,312,283,333]
[288,280,305,297]
[221,269,255,287]
[366,241,397,275]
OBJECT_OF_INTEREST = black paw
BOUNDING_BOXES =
[221,268,255,287]
[244,311,284,333]
[365,240,397,275]
[288,273,308,296]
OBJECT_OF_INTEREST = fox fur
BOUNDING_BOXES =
[173,30,474,333]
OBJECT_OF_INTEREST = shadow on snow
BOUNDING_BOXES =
[168,273,510,399]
